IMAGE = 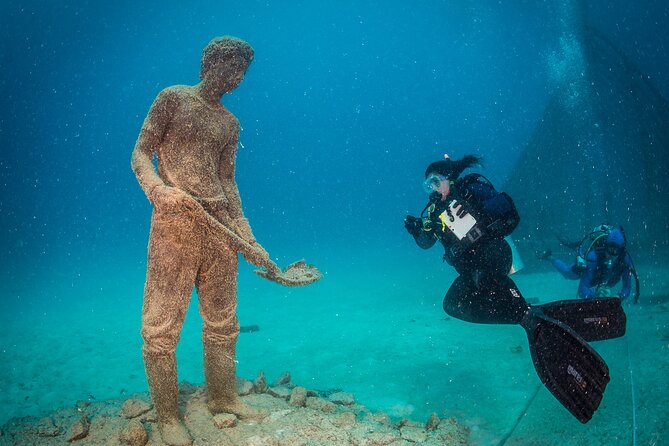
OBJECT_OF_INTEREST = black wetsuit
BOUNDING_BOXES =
[411,174,528,325]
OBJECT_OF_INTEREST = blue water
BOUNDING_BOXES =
[2,1,669,444]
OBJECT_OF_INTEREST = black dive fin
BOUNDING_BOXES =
[524,313,610,423]
[538,298,626,342]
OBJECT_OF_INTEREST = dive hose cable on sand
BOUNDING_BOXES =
[625,305,638,446]
[496,382,543,446]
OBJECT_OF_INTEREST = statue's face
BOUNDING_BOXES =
[205,56,250,93]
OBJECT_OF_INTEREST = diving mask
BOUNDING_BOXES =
[423,174,448,193]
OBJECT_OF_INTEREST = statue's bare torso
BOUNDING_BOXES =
[155,86,239,200]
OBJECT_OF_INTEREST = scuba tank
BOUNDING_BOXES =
[573,224,613,273]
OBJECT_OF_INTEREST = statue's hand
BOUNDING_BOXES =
[233,217,257,245]
[150,185,199,213]
[254,259,282,281]
[242,245,271,268]
[263,260,282,278]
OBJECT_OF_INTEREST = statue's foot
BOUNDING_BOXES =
[159,420,193,446]
[209,399,268,422]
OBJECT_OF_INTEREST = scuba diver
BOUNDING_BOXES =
[538,225,639,303]
[404,154,627,423]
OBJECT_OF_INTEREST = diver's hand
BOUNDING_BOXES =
[451,201,469,218]
[150,185,199,213]
[404,215,422,236]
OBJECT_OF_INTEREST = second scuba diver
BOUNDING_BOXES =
[404,154,627,423]
[538,224,639,303]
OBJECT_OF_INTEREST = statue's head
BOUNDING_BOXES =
[200,36,254,91]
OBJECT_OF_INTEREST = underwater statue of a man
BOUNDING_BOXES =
[131,36,320,446]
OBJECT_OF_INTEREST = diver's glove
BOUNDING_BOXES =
[404,215,423,236]
[451,200,469,218]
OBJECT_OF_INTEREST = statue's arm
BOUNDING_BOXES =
[218,125,281,274]
[219,124,247,221]
[130,88,178,199]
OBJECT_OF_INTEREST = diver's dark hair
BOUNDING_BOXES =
[424,155,483,179]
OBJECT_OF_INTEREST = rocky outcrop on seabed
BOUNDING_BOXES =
[1,372,469,446]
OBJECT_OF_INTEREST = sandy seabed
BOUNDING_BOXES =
[1,250,668,445]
